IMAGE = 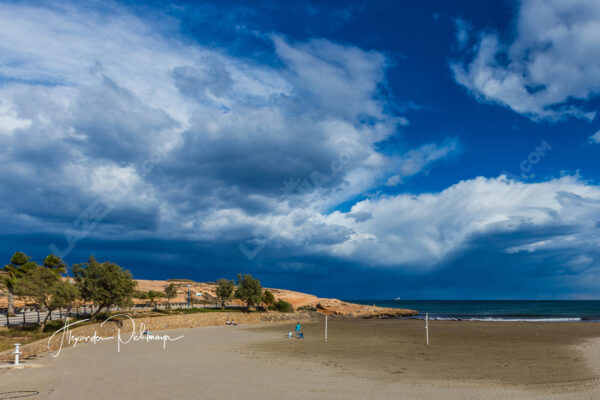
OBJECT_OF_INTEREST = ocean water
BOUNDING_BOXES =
[347,300,600,322]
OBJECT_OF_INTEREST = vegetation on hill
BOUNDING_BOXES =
[235,274,263,309]
[274,299,294,313]
[2,252,36,315]
[15,266,79,331]
[72,256,137,318]
[2,250,300,336]
[216,278,235,307]
[262,290,275,308]
[163,283,177,308]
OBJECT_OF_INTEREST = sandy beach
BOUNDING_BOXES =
[1,319,599,399]
[2,2,599,399]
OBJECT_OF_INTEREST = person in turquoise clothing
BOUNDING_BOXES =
[295,322,301,336]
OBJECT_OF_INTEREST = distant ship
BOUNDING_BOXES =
[393,297,401,300]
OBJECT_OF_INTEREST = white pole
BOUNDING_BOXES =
[13,343,21,366]
[324,314,328,342]
[425,313,429,345]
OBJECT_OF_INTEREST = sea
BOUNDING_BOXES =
[347,300,600,322]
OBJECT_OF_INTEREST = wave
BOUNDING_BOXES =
[406,315,584,322]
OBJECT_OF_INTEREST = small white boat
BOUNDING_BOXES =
[393,297,401,300]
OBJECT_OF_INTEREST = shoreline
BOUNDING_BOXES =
[349,299,600,323]
[247,319,600,394]
[395,315,596,322]
[3,309,598,363]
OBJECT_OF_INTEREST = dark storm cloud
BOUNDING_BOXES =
[172,62,234,100]
[0,2,599,300]
[70,76,178,163]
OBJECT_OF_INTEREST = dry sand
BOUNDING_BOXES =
[1,319,599,399]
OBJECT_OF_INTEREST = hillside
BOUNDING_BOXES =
[136,280,418,318]
[1,279,418,318]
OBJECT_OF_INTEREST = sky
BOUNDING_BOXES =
[1,0,600,299]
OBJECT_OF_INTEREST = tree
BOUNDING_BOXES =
[262,290,275,309]
[274,299,294,313]
[15,266,79,331]
[234,274,262,309]
[72,256,137,318]
[216,278,235,308]
[2,252,36,315]
[146,290,163,310]
[43,254,67,275]
[163,284,177,309]
[54,278,80,317]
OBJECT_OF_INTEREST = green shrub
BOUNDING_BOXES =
[274,300,294,313]
[235,274,262,308]
[297,305,317,312]
[180,307,242,314]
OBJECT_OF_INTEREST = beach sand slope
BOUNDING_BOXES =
[1,320,599,399]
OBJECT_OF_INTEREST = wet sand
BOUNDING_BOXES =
[1,319,599,399]
[249,319,600,390]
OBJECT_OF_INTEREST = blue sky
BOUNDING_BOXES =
[1,0,600,299]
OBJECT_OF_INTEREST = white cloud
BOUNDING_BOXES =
[0,2,453,245]
[272,36,388,120]
[0,101,31,134]
[189,175,600,270]
[589,130,600,144]
[386,139,458,186]
[5,2,595,275]
[452,0,600,121]
[386,175,403,186]
[313,176,600,267]
[401,140,457,177]
[453,18,470,50]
